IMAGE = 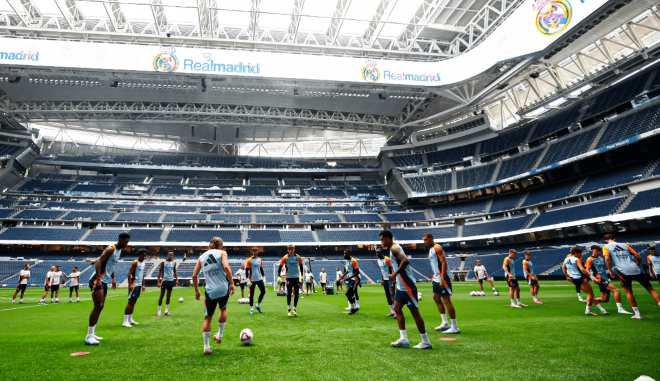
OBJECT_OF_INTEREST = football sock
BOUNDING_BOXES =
[293,306,296,311]
[633,307,640,315]
[510,299,516,305]
[88,326,95,336]
[451,319,458,330]
[203,332,211,350]
[287,305,291,311]
[124,315,130,324]
[217,322,226,338]
[250,307,254,311]
[492,288,496,291]
[56,298,59,302]
[256,302,260,308]
[389,305,395,314]
[420,332,430,344]
[50,298,53,302]
[585,305,591,313]
[158,306,161,313]
[616,302,623,310]
[357,301,360,308]
[533,296,538,301]
[516,298,521,304]
[69,298,72,302]
[399,330,408,341]
[165,304,169,312]
[577,293,583,300]
[440,314,448,325]
[20,299,23,302]
[597,304,607,313]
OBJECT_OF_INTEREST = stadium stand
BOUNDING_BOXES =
[530,198,622,228]
[0,227,85,241]
[496,149,543,180]
[166,229,241,243]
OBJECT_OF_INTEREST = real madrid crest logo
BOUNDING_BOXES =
[153,47,179,72]
[534,0,572,36]
[362,59,379,83]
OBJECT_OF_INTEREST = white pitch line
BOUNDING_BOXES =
[0,290,157,312]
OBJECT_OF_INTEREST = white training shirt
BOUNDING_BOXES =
[50,271,63,284]
[69,271,81,286]
[235,269,246,283]
[474,265,487,279]
[319,272,327,283]
[45,271,53,285]
[19,270,30,285]
[336,270,342,281]
[304,272,314,283]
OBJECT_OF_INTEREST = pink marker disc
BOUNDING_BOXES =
[151,316,160,318]
[71,352,91,356]
[341,311,351,314]
[439,338,456,342]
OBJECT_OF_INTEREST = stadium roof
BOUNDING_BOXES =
[0,0,521,60]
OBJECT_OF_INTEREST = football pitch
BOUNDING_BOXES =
[1,281,659,381]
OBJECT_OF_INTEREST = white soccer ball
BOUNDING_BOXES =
[469,291,475,296]
[494,291,499,296]
[240,328,254,345]
[480,291,486,296]
[179,297,184,303]
[417,292,422,301]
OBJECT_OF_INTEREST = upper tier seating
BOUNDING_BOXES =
[0,260,35,281]
[247,230,280,243]
[316,230,381,242]
[115,213,161,222]
[382,212,426,222]
[624,188,660,213]
[530,198,622,228]
[390,154,423,167]
[13,210,66,220]
[432,199,489,218]
[85,229,162,242]
[70,184,116,193]
[45,201,111,211]
[496,149,543,180]
[166,229,241,243]
[390,226,458,240]
[138,204,198,212]
[298,214,342,223]
[405,171,452,193]
[456,164,496,189]
[521,182,577,207]
[579,163,648,194]
[342,213,383,223]
[479,127,531,156]
[528,103,581,141]
[64,211,116,221]
[0,227,85,241]
[279,231,315,242]
[538,128,600,167]
[489,193,524,212]
[426,144,477,166]
[462,216,533,237]
[596,106,660,149]
[163,213,207,222]
[255,214,296,224]
[307,189,347,198]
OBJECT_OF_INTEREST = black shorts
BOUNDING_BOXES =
[528,279,538,286]
[251,280,265,289]
[89,276,108,296]
[321,283,326,288]
[161,280,175,290]
[128,286,142,300]
[204,291,229,317]
[382,280,395,289]
[280,282,286,287]
[346,278,358,291]
[286,278,300,289]
[571,277,588,287]
[50,285,60,292]
[44,285,49,292]
[433,275,453,296]
[70,285,79,292]
[394,288,419,309]
[336,280,342,287]
[16,284,26,292]
[598,280,611,294]
[618,273,652,289]
[305,282,312,288]
[507,277,519,288]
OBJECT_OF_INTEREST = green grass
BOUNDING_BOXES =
[1,281,659,380]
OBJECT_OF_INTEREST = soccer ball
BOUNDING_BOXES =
[240,328,254,345]
[494,291,499,296]
[417,292,423,301]
[480,291,486,296]
[469,291,475,296]
[179,297,184,303]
